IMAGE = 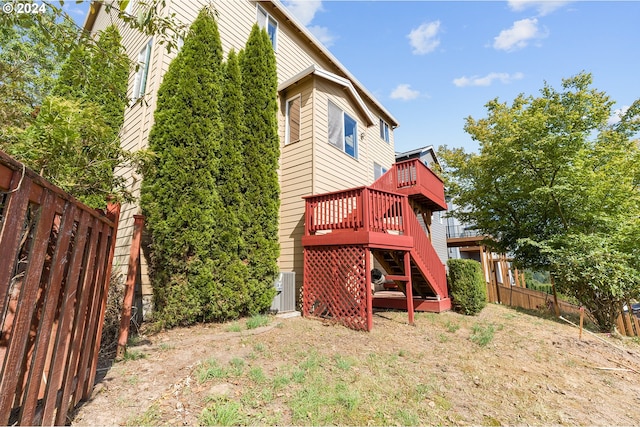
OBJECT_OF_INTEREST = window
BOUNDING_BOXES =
[328,101,358,158]
[379,118,390,143]
[133,39,152,100]
[257,5,278,50]
[374,162,388,180]
[285,95,301,145]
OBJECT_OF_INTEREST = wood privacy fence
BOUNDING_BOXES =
[490,283,640,337]
[0,150,120,425]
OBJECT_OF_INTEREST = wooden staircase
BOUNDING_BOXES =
[302,159,450,330]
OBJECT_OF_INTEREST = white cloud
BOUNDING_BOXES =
[390,84,420,101]
[507,0,571,16]
[407,21,441,55]
[283,1,336,47]
[453,72,524,87]
[283,0,323,26]
[493,18,546,51]
[608,106,630,125]
[308,25,337,47]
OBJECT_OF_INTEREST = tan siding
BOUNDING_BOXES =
[278,80,313,292]
[87,0,396,309]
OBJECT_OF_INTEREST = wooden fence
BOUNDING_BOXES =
[0,150,119,425]
[491,283,640,336]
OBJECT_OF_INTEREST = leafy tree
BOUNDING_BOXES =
[3,26,132,208]
[440,72,640,331]
[141,8,238,326]
[0,8,76,131]
[240,25,279,313]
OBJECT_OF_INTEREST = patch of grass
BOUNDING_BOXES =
[272,372,291,389]
[226,322,242,332]
[398,349,407,357]
[158,342,174,351]
[445,320,460,332]
[127,334,143,346]
[395,409,420,426]
[126,375,139,386]
[195,358,228,383]
[333,354,355,371]
[122,349,146,361]
[470,322,496,347]
[199,399,244,426]
[249,366,266,383]
[229,357,245,376]
[438,333,449,343]
[246,314,270,329]
[253,342,266,352]
[126,403,161,426]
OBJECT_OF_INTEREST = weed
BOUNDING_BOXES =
[334,354,355,371]
[292,369,306,384]
[445,320,460,333]
[230,357,245,376]
[195,358,228,383]
[246,314,270,329]
[395,409,420,426]
[127,334,143,346]
[272,372,291,389]
[434,394,452,410]
[226,322,242,332]
[438,333,449,343]
[398,349,407,357]
[335,383,360,411]
[126,375,139,386]
[199,399,244,426]
[158,342,174,351]
[122,349,146,361]
[254,342,266,352]
[470,323,495,347]
[249,366,266,383]
[126,403,161,426]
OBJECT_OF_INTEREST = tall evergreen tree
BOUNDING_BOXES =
[141,8,230,326]
[240,25,279,313]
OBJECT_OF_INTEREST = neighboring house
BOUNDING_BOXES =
[395,146,448,265]
[84,0,398,316]
[445,201,521,302]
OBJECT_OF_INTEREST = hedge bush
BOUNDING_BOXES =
[447,259,487,315]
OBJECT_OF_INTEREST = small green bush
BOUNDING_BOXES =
[447,259,487,315]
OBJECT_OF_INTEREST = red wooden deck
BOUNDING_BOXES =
[302,164,450,331]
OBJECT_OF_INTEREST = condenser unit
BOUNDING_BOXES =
[271,272,296,313]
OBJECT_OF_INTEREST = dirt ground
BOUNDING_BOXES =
[71,304,640,426]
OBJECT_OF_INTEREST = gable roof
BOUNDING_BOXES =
[278,65,376,126]
[395,145,442,168]
[83,0,399,128]
[269,0,398,128]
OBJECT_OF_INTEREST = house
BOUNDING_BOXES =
[85,1,449,328]
[445,200,524,303]
[84,0,400,317]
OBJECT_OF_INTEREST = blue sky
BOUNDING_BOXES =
[67,1,640,154]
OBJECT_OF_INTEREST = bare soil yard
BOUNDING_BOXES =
[71,304,640,426]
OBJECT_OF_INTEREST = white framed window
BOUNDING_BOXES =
[257,5,278,50]
[374,162,388,180]
[379,118,390,143]
[328,101,357,159]
[132,39,152,100]
[285,95,301,145]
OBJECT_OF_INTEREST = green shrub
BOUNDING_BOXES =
[447,259,487,315]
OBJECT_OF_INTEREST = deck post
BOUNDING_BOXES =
[404,250,414,325]
[361,187,370,232]
[365,247,373,331]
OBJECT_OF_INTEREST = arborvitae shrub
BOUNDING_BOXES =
[447,259,487,315]
[239,25,279,313]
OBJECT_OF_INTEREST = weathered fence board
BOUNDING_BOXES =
[0,150,119,426]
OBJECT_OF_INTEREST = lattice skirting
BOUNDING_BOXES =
[303,245,371,331]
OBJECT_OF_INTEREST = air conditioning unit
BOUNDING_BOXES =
[271,272,296,313]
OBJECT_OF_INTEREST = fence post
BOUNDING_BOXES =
[117,214,145,358]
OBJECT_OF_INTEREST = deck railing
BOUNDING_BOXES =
[304,187,406,235]
[371,159,447,210]
[403,201,447,296]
